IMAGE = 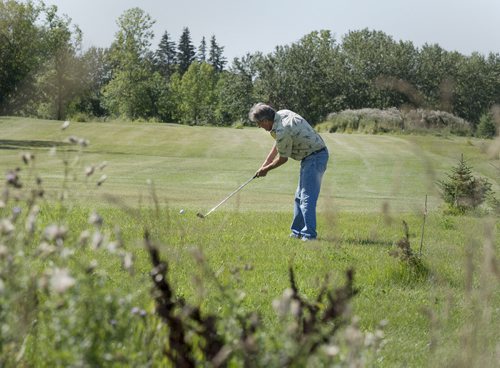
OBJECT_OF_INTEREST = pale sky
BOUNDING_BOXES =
[43,0,500,61]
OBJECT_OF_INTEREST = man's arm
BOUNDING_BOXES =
[261,143,278,167]
[256,154,288,177]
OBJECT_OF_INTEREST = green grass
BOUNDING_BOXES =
[1,116,498,213]
[0,116,499,367]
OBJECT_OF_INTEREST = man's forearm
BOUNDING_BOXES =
[263,155,288,172]
[262,144,278,166]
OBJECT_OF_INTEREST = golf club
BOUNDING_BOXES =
[197,175,257,219]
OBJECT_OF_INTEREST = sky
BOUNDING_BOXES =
[42,0,500,61]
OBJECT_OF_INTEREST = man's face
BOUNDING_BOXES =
[257,119,273,131]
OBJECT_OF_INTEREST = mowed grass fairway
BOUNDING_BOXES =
[1,116,498,212]
[1,116,499,366]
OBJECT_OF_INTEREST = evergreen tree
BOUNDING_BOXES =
[437,154,493,212]
[177,27,195,75]
[156,30,177,78]
[198,36,207,62]
[208,35,226,72]
[476,111,497,138]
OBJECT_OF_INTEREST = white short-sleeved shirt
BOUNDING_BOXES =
[271,110,326,161]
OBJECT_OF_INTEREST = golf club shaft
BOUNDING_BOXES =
[203,176,255,217]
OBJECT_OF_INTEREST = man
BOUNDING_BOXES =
[248,103,329,241]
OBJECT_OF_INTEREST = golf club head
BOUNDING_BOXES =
[196,212,205,219]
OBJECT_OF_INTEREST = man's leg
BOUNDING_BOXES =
[299,151,328,239]
[290,182,305,237]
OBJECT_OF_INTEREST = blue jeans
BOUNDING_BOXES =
[291,148,329,239]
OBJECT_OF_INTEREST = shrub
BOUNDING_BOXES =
[476,112,497,139]
[232,120,245,129]
[316,108,472,136]
[68,112,92,122]
[437,155,493,213]
[403,109,471,136]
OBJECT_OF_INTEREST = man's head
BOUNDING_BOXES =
[249,103,275,131]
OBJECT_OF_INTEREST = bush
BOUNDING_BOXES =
[316,108,472,136]
[437,155,493,213]
[476,112,497,139]
[68,112,92,122]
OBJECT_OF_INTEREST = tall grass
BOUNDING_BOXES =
[0,119,498,367]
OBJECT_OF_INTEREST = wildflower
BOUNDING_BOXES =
[375,329,385,340]
[49,268,76,293]
[60,247,74,259]
[43,224,67,243]
[79,230,90,246]
[86,259,98,273]
[323,344,340,357]
[272,288,294,316]
[131,307,140,315]
[91,231,104,249]
[37,242,56,258]
[345,325,364,346]
[364,332,376,347]
[0,244,8,259]
[25,205,40,234]
[290,299,301,317]
[107,241,119,253]
[67,136,79,144]
[85,166,95,177]
[61,121,70,130]
[78,138,89,147]
[6,170,22,188]
[98,161,108,170]
[22,153,34,164]
[236,291,246,302]
[11,206,22,222]
[0,219,15,236]
[97,175,107,186]
[88,211,103,227]
[122,252,134,273]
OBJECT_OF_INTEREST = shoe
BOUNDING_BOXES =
[289,232,301,239]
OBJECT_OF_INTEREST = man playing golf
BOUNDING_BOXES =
[249,103,329,241]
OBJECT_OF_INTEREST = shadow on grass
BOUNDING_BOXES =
[0,139,69,150]
[321,236,393,247]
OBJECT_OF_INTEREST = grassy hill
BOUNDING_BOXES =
[1,116,498,213]
[0,116,499,367]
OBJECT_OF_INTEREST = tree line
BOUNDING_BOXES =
[1,1,499,130]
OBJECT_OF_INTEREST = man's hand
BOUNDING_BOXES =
[255,156,288,178]
[255,167,268,177]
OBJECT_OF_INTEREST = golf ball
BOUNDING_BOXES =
[179,209,185,214]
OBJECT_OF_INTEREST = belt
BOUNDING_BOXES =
[306,147,327,157]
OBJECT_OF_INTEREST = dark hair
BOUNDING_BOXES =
[248,103,276,123]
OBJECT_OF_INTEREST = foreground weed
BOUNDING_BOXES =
[389,220,429,281]
[144,225,385,367]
